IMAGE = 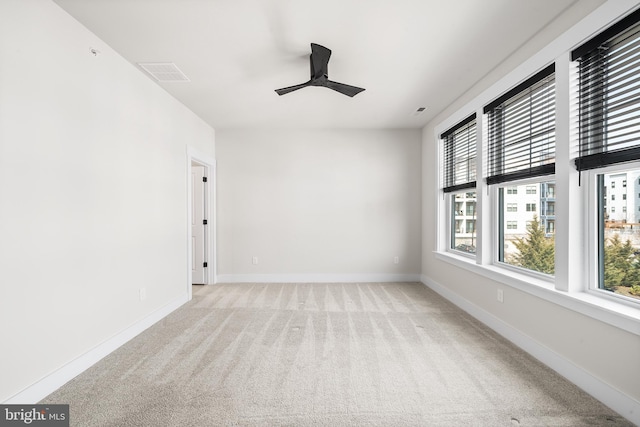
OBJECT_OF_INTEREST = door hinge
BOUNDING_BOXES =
[203,176,208,182]
[203,262,208,268]
[203,219,208,225]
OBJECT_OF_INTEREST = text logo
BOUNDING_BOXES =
[0,405,68,427]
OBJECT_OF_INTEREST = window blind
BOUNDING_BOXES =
[441,114,476,193]
[484,64,556,185]
[573,9,640,171]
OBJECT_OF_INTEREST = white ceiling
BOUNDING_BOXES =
[53,0,604,130]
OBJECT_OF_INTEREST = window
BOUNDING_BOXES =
[546,202,555,215]
[574,9,640,301]
[467,202,476,216]
[442,115,477,254]
[486,65,556,276]
[466,202,476,216]
[623,180,627,187]
[507,187,518,194]
[597,170,640,301]
[546,220,555,234]
[466,219,476,233]
[454,202,463,215]
[451,192,477,254]
[498,181,556,275]
[545,183,556,198]
[507,203,518,212]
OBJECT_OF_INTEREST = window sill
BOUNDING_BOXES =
[434,250,640,336]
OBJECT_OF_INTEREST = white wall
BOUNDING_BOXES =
[216,129,421,282]
[0,0,215,402]
[421,0,640,422]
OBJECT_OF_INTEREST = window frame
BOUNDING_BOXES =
[585,162,640,307]
[441,114,478,256]
[493,175,557,282]
[446,189,477,258]
[482,63,558,281]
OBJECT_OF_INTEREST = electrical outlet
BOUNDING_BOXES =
[393,256,399,264]
[497,289,504,303]
[139,288,147,301]
[252,256,258,265]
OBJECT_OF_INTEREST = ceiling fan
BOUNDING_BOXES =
[275,43,365,97]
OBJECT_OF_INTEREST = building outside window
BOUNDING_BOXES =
[546,220,555,234]
[466,201,476,216]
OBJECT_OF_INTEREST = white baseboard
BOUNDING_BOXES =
[216,273,422,283]
[420,274,640,426]
[4,294,189,404]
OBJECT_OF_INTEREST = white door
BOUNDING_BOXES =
[192,166,206,284]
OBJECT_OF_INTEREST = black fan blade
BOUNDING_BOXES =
[325,80,366,97]
[310,43,331,80]
[275,43,364,96]
[275,81,311,96]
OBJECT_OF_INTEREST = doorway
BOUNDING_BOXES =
[191,164,206,285]
[187,147,216,300]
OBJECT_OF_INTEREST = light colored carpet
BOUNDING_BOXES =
[42,282,633,426]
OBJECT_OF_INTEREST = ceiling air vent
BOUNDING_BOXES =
[412,106,428,116]
[138,62,190,82]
